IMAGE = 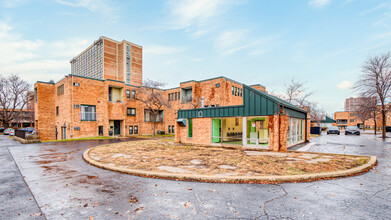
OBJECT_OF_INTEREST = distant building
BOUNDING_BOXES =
[311,116,335,127]
[345,97,377,112]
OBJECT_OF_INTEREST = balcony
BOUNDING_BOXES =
[80,112,96,121]
[336,120,348,125]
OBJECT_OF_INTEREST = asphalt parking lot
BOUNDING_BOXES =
[1,133,390,219]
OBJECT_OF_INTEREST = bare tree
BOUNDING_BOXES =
[283,78,313,108]
[355,52,391,139]
[135,79,170,137]
[0,74,32,129]
[308,102,326,126]
[355,97,377,132]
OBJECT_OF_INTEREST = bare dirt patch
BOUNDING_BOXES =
[88,140,371,176]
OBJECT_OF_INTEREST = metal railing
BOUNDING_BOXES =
[80,112,96,121]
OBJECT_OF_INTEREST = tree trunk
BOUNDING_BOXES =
[374,115,377,136]
[152,122,156,137]
[2,120,8,129]
[382,105,386,139]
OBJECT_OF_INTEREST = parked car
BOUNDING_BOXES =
[386,126,391,132]
[0,127,4,133]
[3,128,12,135]
[327,126,340,135]
[9,129,15,136]
[345,126,360,135]
[20,127,35,134]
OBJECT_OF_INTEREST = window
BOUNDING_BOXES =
[74,127,80,131]
[168,94,171,101]
[57,84,64,96]
[175,92,178,100]
[134,126,138,134]
[181,88,192,103]
[74,104,80,108]
[232,86,234,95]
[34,88,37,103]
[80,105,96,121]
[98,126,103,135]
[73,82,80,86]
[172,125,175,133]
[127,108,136,116]
[235,87,237,96]
[129,126,133,134]
[144,109,164,122]
[168,125,171,133]
[126,90,130,98]
[216,83,220,88]
[56,106,59,116]
[188,118,193,138]
[178,92,180,100]
[350,119,355,122]
[132,90,136,99]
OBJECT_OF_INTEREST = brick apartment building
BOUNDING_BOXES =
[35,36,310,151]
[0,91,34,128]
[335,97,391,130]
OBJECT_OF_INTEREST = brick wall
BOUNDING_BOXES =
[35,83,56,140]
[175,118,212,145]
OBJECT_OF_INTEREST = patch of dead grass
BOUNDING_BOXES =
[89,140,370,176]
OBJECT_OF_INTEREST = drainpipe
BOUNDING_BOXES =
[71,74,74,139]
[278,104,281,151]
[305,114,308,142]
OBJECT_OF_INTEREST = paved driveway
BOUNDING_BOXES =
[0,134,390,219]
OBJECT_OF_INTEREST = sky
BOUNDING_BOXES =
[0,0,391,114]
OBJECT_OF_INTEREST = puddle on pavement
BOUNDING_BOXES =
[326,142,366,147]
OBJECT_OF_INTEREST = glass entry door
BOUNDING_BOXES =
[212,119,221,143]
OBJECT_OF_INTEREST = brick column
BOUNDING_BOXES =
[268,115,279,151]
[279,115,288,152]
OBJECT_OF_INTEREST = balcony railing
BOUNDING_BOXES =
[80,112,96,121]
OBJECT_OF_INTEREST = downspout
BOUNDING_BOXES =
[71,74,74,139]
[278,103,281,151]
[305,113,307,142]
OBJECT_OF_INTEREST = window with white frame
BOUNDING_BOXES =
[80,105,96,121]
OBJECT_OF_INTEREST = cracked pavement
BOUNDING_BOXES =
[0,133,390,219]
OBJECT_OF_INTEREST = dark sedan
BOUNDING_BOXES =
[345,126,360,135]
[327,126,340,135]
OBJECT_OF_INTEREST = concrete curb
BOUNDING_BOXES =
[83,147,377,184]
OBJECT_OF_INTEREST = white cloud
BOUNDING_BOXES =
[144,45,186,55]
[56,0,118,22]
[360,3,390,16]
[337,81,354,90]
[166,0,243,36]
[168,0,226,29]
[0,20,91,85]
[309,0,331,8]
[215,29,280,56]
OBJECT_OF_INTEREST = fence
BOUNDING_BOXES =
[15,129,27,139]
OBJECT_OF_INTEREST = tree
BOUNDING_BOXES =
[308,102,326,126]
[283,78,313,108]
[355,97,377,133]
[135,79,170,137]
[0,74,32,129]
[355,52,391,139]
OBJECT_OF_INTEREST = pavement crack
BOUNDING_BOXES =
[262,184,287,220]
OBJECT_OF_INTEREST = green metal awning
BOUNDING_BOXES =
[177,84,307,119]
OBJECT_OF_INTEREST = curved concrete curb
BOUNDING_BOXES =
[83,148,377,183]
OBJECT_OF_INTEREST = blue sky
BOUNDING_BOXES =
[1,0,391,114]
